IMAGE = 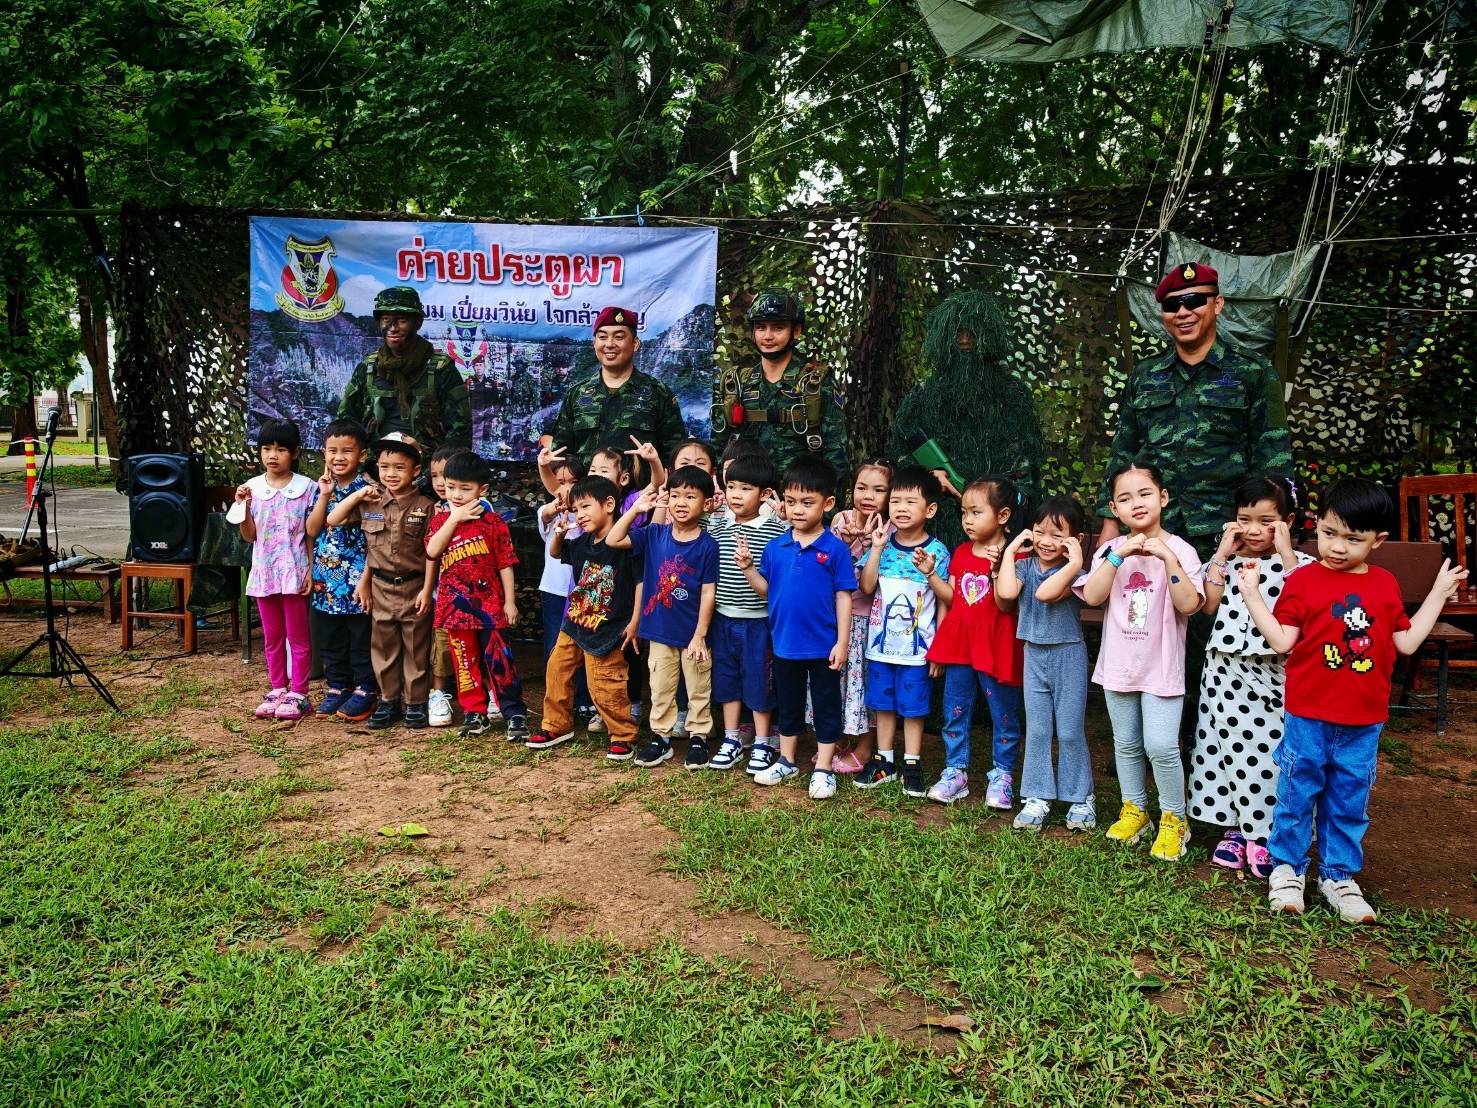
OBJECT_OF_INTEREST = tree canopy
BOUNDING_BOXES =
[0,0,1472,427]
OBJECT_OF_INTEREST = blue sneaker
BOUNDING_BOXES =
[336,688,377,722]
[317,688,350,717]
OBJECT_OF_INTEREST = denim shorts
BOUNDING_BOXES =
[710,612,775,711]
[864,659,933,718]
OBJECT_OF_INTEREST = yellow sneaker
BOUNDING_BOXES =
[1151,811,1192,862]
[1106,801,1153,845]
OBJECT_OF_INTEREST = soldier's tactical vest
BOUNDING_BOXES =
[712,360,830,453]
[361,352,447,444]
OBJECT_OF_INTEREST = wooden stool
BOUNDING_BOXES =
[121,561,196,654]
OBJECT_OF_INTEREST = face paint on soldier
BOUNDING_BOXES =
[955,329,976,352]
[1158,284,1222,358]
[379,312,420,352]
[594,325,639,376]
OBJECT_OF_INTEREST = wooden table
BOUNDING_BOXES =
[2,562,123,623]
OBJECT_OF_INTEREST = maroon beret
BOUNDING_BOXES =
[592,305,638,334]
[1155,262,1220,302]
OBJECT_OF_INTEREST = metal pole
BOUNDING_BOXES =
[894,61,912,199]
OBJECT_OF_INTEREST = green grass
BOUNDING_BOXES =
[1,437,109,458]
[0,466,118,489]
[653,774,1477,1105]
[2,675,1473,1106]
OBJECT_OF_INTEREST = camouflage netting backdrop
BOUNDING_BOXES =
[114,168,1477,617]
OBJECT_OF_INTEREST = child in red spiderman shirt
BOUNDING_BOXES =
[424,449,528,741]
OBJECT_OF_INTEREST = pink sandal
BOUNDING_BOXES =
[832,750,867,774]
[1212,831,1246,870]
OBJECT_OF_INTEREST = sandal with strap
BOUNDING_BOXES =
[1212,831,1246,870]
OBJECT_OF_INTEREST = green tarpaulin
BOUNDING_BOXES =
[919,0,1358,61]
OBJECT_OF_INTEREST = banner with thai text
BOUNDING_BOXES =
[248,216,717,460]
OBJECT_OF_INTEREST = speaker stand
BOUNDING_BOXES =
[0,427,120,711]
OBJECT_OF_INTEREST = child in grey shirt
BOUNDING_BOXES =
[995,497,1095,832]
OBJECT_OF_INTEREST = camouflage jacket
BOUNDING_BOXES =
[547,367,687,465]
[711,357,850,485]
[1098,336,1293,539]
[339,341,471,454]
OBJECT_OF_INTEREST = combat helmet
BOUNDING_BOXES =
[373,286,425,318]
[746,288,805,329]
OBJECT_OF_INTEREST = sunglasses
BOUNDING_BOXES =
[1159,292,1215,313]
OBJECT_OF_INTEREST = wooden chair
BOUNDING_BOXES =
[1298,539,1472,734]
[1397,474,1477,616]
[121,560,197,654]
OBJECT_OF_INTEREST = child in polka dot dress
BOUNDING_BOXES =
[1189,477,1312,879]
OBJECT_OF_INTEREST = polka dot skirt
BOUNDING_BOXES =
[1188,650,1285,839]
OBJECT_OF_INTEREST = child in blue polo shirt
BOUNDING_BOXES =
[736,456,858,800]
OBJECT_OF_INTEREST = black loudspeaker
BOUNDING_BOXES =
[128,453,205,562]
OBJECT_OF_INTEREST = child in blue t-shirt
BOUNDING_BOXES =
[304,418,376,721]
[607,466,720,770]
[736,457,858,801]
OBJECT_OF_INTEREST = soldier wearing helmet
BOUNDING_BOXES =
[712,287,849,484]
[338,286,471,456]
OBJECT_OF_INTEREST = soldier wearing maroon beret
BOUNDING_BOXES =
[1096,261,1295,723]
[1097,261,1293,556]
[543,305,687,466]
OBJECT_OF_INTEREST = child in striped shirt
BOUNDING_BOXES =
[706,450,789,772]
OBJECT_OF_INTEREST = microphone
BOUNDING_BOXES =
[900,429,964,491]
[44,407,61,443]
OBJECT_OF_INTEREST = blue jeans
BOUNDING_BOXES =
[1268,712,1383,881]
[940,664,1023,773]
[541,591,591,713]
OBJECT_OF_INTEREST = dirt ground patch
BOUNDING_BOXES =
[13,616,1477,974]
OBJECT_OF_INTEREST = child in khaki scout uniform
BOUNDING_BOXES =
[329,432,436,730]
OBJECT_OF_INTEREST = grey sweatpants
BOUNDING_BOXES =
[1104,688,1187,818]
[1020,640,1094,804]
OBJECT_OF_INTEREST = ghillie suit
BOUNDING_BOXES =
[890,290,1043,548]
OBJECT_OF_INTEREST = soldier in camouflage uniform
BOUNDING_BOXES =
[339,286,471,456]
[711,288,849,486]
[1098,262,1294,724]
[545,305,687,465]
[1097,262,1293,558]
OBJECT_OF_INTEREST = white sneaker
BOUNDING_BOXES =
[754,759,799,786]
[428,689,453,728]
[1319,877,1377,924]
[1268,864,1306,915]
[1012,797,1051,831]
[808,770,837,800]
[586,712,606,734]
[1065,796,1097,832]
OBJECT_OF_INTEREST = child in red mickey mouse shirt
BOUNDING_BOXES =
[1240,477,1467,925]
[425,449,529,742]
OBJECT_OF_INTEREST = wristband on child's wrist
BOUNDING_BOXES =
[1104,550,1124,569]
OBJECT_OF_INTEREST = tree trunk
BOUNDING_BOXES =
[78,285,122,478]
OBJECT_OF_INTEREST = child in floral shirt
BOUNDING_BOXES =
[306,419,377,721]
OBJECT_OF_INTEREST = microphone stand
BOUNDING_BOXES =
[0,408,119,710]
